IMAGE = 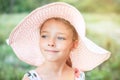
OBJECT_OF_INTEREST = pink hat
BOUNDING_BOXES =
[8,2,111,71]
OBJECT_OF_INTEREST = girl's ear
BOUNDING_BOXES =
[74,40,79,48]
[71,40,79,50]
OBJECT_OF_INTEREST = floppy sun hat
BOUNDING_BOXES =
[8,2,111,71]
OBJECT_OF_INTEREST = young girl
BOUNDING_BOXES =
[8,2,111,80]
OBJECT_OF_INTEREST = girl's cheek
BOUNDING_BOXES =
[40,39,47,47]
[57,41,71,49]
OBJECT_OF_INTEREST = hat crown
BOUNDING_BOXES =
[35,2,86,37]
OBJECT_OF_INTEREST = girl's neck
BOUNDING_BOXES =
[41,61,68,74]
[36,61,74,80]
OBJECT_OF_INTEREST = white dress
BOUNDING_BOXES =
[25,70,85,80]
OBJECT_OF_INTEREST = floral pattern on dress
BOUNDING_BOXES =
[26,70,85,80]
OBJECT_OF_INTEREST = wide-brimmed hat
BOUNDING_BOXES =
[8,2,110,71]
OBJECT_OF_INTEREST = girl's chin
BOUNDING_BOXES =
[44,56,62,62]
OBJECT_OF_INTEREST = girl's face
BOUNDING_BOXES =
[40,19,76,62]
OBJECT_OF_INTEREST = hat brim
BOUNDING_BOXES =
[70,37,110,71]
[9,2,110,71]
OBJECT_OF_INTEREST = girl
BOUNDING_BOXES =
[8,2,111,80]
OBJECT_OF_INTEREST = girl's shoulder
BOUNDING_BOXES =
[22,70,41,80]
[74,68,85,80]
[75,72,85,80]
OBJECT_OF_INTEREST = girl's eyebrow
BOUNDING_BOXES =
[57,32,66,35]
[40,31,49,33]
[41,30,65,34]
[41,30,67,36]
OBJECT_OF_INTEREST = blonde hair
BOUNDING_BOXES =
[40,17,78,67]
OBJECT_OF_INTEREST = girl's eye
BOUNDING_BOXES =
[41,35,48,39]
[57,37,66,40]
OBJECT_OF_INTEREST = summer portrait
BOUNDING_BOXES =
[0,0,120,80]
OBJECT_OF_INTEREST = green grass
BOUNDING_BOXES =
[0,44,33,80]
[0,13,120,80]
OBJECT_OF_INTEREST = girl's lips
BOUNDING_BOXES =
[45,50,59,53]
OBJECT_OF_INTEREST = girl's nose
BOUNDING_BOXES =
[48,43,55,47]
[48,39,55,47]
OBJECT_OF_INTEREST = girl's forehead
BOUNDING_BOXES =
[41,19,72,31]
[40,20,73,38]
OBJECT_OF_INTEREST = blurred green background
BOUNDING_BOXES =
[0,0,120,80]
